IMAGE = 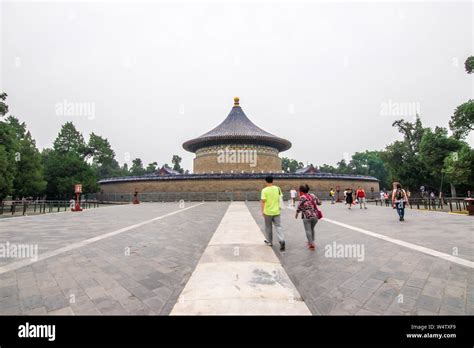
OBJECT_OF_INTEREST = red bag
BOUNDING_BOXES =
[304,194,323,219]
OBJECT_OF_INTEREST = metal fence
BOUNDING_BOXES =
[372,198,468,212]
[0,200,104,217]
[90,191,357,203]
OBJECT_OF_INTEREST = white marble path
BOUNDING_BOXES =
[171,202,311,315]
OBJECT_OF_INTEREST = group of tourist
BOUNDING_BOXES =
[260,177,411,252]
[342,187,368,210]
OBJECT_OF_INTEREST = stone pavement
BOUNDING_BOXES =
[0,201,472,315]
[0,203,228,314]
[171,202,310,315]
[246,202,474,315]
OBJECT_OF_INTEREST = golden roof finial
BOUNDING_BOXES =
[234,96,240,106]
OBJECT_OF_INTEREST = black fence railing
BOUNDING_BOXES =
[372,198,468,212]
[0,200,103,217]
[91,191,357,203]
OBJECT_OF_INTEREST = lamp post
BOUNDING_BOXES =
[72,184,83,212]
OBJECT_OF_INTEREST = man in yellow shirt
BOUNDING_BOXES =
[329,188,336,204]
[261,176,285,251]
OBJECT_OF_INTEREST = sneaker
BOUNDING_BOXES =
[309,243,315,250]
[264,240,273,246]
[279,241,286,251]
[400,217,405,221]
[399,216,403,221]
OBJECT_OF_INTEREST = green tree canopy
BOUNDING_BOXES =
[449,56,474,139]
[43,122,97,198]
[0,92,8,117]
[465,56,474,74]
[172,155,184,173]
[146,162,158,173]
[419,127,462,186]
[130,158,145,176]
[0,96,46,200]
[449,100,474,139]
[349,151,390,189]
[281,157,304,173]
[53,121,86,155]
[443,144,474,189]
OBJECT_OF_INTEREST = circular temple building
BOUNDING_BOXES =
[98,97,380,201]
[183,97,291,174]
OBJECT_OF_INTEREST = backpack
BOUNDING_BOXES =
[395,189,405,200]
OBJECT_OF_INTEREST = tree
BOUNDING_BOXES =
[130,158,145,176]
[443,144,474,193]
[449,100,474,139]
[121,163,129,175]
[349,151,390,189]
[85,133,122,179]
[171,155,184,173]
[381,117,430,190]
[0,145,11,200]
[0,119,17,200]
[465,56,474,74]
[53,121,86,155]
[335,159,352,174]
[43,123,97,198]
[318,164,337,173]
[419,127,462,187]
[85,133,115,165]
[13,130,46,197]
[449,56,474,139]
[0,95,46,200]
[0,93,8,118]
[281,157,304,173]
[146,162,158,173]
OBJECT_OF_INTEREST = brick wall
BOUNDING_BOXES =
[99,178,380,199]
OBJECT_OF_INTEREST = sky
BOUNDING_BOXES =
[1,0,473,171]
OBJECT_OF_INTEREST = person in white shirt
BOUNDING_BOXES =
[290,188,297,207]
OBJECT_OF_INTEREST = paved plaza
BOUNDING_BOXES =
[0,201,472,315]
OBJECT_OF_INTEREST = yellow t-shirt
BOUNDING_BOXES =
[261,185,282,216]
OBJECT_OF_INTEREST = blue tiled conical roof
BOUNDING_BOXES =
[183,98,292,152]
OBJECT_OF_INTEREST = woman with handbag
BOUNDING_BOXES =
[295,184,322,250]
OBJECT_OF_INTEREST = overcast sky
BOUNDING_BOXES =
[1,1,473,171]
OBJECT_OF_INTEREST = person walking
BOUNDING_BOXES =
[329,188,336,204]
[345,188,353,209]
[290,188,297,207]
[261,176,286,251]
[295,184,322,250]
[356,186,367,209]
[392,182,409,221]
